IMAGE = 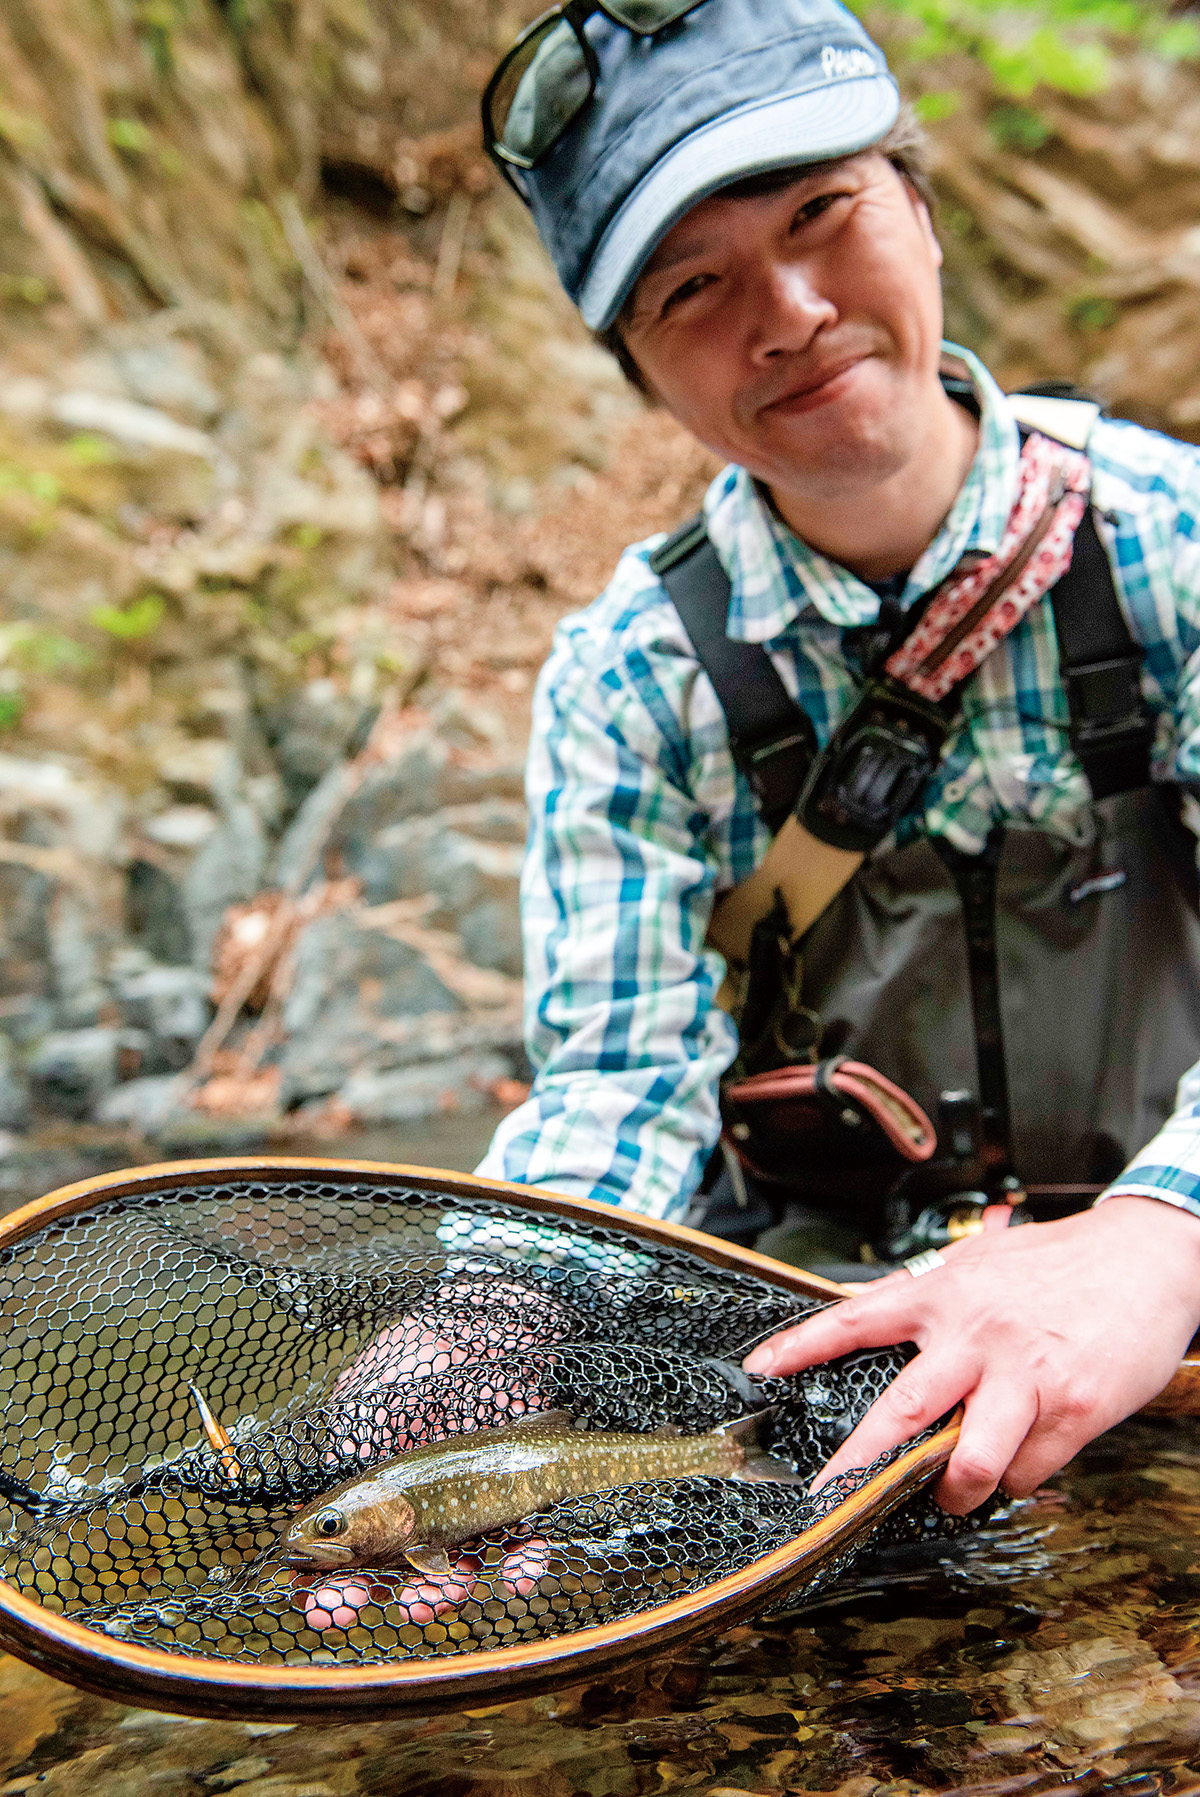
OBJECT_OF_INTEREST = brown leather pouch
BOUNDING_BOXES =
[721,1056,936,1201]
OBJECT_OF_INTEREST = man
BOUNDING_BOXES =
[475,0,1200,1513]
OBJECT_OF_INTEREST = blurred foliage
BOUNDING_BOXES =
[852,0,1200,99]
[88,595,167,641]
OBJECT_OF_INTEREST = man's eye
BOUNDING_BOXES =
[661,273,714,316]
[794,191,850,229]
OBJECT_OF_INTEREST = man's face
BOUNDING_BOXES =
[621,154,948,505]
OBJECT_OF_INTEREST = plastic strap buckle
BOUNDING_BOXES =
[797,679,951,853]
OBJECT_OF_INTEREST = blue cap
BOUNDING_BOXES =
[518,0,900,331]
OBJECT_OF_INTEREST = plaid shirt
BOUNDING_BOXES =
[477,344,1200,1224]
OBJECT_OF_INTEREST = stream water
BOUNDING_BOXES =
[2,1414,1199,1796]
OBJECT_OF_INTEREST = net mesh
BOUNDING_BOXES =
[0,1175,964,1672]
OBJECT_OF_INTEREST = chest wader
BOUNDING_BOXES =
[655,449,1200,1262]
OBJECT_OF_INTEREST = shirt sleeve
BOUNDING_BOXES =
[1098,431,1200,1221]
[474,590,739,1222]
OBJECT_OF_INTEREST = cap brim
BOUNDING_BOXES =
[578,75,901,330]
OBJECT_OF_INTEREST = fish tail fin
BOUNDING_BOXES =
[719,1409,809,1487]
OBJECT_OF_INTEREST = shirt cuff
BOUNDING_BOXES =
[1096,1135,1200,1222]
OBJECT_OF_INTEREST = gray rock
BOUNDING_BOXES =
[47,890,109,1027]
[458,899,523,980]
[0,1036,29,1131]
[0,863,53,1002]
[352,801,528,906]
[142,804,219,849]
[283,913,462,1034]
[439,760,526,809]
[340,738,448,837]
[428,833,524,977]
[351,813,444,905]
[270,761,354,894]
[49,390,216,459]
[112,965,211,1065]
[338,1052,512,1124]
[125,858,193,967]
[94,1073,185,1135]
[277,914,461,1104]
[112,341,221,424]
[272,733,526,900]
[0,752,126,861]
[154,1115,273,1156]
[183,797,266,973]
[263,686,375,813]
[0,994,55,1046]
[29,1027,149,1118]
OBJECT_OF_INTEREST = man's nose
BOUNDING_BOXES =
[749,262,836,361]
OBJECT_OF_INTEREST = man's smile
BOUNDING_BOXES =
[757,353,871,419]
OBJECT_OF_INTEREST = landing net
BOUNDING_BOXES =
[0,1172,963,1674]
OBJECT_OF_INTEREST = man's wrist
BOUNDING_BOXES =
[1090,1191,1200,1271]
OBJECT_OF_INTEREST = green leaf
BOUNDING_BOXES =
[915,90,960,122]
[1156,19,1200,62]
[106,116,154,154]
[0,693,23,731]
[27,471,59,504]
[66,433,118,466]
[1066,293,1120,333]
[89,593,166,639]
[987,104,1051,152]
[8,629,91,674]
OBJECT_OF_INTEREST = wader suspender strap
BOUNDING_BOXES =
[1052,504,1155,798]
[933,831,1014,1175]
[648,519,816,833]
[929,503,1155,1177]
[656,489,1157,1180]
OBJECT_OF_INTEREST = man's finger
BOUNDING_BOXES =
[808,1349,976,1492]
[935,1375,1039,1515]
[999,1394,1110,1500]
[743,1285,931,1376]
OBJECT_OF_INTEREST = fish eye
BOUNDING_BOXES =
[314,1508,345,1537]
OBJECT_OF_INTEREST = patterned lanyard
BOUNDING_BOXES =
[886,431,1092,703]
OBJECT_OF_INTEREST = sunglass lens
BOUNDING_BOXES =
[602,0,704,31]
[488,16,593,167]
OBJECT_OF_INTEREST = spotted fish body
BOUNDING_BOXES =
[280,1410,798,1571]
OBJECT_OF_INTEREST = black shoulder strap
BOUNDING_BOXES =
[1049,506,1154,800]
[650,515,815,831]
[654,491,1155,831]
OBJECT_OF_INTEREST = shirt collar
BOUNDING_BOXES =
[703,343,1023,644]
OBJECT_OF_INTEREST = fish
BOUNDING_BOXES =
[279,1408,803,1574]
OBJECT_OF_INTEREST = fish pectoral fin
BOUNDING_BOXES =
[405,1544,453,1577]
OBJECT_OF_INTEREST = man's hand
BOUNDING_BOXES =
[742,1197,1200,1514]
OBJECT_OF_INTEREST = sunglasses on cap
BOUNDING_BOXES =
[482,0,710,189]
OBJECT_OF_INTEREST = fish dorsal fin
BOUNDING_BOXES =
[714,1407,775,1443]
[649,1422,681,1438]
[508,1408,573,1432]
